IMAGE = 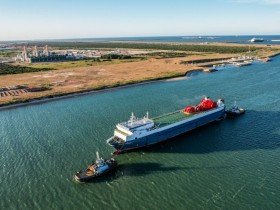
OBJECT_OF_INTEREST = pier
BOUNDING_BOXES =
[212,55,273,68]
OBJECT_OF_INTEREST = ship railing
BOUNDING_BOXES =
[149,106,220,122]
[106,136,125,144]
[115,129,130,136]
[151,109,183,120]
[153,107,221,128]
[106,137,114,144]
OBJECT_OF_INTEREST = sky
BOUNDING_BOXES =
[0,0,280,41]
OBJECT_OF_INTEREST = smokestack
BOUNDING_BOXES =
[35,45,38,57]
[22,46,27,61]
[46,45,49,56]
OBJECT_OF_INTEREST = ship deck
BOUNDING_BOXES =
[77,170,94,178]
[152,109,211,128]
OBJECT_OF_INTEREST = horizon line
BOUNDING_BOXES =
[1,34,280,43]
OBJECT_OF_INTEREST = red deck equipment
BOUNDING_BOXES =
[184,98,218,113]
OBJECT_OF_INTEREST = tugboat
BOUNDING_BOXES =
[74,152,117,183]
[225,101,245,117]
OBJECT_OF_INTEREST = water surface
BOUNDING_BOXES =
[63,35,280,45]
[1,56,280,209]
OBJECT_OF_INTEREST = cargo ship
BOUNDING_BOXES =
[251,38,264,42]
[107,97,225,154]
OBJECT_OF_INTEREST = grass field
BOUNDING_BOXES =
[1,43,280,107]
[0,50,21,60]
[12,57,142,69]
[0,53,236,106]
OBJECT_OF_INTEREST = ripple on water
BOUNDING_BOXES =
[1,57,280,209]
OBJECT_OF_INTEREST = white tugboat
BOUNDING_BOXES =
[225,101,245,117]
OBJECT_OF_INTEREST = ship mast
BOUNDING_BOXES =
[96,151,100,161]
[130,112,134,125]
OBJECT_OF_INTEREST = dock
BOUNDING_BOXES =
[236,62,252,67]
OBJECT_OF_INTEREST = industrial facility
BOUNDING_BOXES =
[21,45,67,63]
[7,45,147,64]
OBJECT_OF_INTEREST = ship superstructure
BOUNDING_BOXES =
[107,97,225,153]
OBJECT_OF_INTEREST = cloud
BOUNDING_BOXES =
[233,0,280,4]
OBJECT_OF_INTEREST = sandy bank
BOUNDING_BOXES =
[0,69,208,111]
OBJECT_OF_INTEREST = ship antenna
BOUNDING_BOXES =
[96,151,100,161]
[147,111,149,119]
[219,92,221,100]
[130,112,134,125]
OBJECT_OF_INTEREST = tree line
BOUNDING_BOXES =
[15,42,259,54]
[0,63,54,75]
[101,54,132,59]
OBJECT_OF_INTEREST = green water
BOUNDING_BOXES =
[1,58,280,209]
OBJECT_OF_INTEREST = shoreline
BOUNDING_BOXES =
[0,69,206,111]
[1,52,279,111]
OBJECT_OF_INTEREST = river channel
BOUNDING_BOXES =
[1,57,280,209]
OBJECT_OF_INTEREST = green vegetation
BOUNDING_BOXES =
[101,54,132,59]
[0,70,187,107]
[16,42,259,54]
[92,58,101,62]
[0,63,54,75]
[90,72,186,90]
[0,50,21,60]
[179,57,227,65]
[40,83,50,88]
[9,57,142,71]
[141,52,194,58]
